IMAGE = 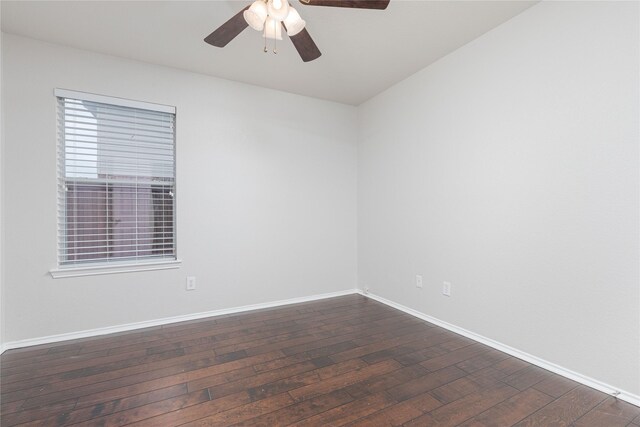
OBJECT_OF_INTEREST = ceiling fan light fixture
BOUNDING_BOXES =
[264,17,283,40]
[267,0,290,21]
[283,7,305,36]
[244,0,268,31]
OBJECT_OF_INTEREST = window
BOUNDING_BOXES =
[56,90,176,270]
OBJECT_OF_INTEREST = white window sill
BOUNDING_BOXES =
[50,259,182,279]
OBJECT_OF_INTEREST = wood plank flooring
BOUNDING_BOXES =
[1,294,638,426]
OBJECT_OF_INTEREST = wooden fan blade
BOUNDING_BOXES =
[299,0,390,10]
[287,27,322,62]
[204,6,250,47]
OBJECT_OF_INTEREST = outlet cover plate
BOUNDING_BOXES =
[442,281,451,296]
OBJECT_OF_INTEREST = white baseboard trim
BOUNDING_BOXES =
[4,288,638,407]
[359,289,640,407]
[1,289,359,354]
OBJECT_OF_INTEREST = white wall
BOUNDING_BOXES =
[1,34,358,342]
[358,1,639,396]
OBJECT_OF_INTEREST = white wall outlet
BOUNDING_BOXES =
[442,281,451,296]
[416,275,423,289]
[186,276,197,291]
[364,286,370,295]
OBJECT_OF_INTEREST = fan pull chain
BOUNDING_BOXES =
[263,28,267,53]
[273,20,278,54]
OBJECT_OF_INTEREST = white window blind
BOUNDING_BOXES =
[57,91,176,266]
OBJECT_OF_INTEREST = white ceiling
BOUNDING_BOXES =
[1,0,536,105]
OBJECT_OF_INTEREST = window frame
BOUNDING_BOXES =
[50,89,181,278]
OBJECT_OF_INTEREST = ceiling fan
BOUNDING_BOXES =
[204,0,390,62]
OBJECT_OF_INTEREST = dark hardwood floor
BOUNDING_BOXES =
[1,294,638,426]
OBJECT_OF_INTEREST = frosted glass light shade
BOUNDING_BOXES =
[243,0,268,31]
[267,0,290,22]
[283,7,305,36]
[264,17,283,40]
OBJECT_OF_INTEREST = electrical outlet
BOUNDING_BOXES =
[186,276,196,291]
[364,287,370,295]
[416,275,423,289]
[442,281,451,296]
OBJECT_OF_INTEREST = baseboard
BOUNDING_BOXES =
[1,289,359,353]
[359,289,640,407]
[5,288,638,407]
